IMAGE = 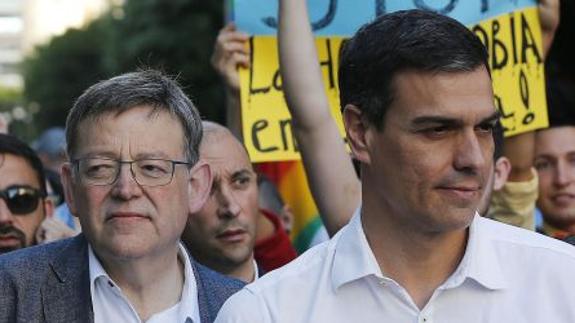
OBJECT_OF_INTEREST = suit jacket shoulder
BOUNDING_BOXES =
[0,235,92,323]
[0,236,245,323]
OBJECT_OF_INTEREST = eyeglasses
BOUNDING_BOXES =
[72,158,192,187]
[0,185,45,215]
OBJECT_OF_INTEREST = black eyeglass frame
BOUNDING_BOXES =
[71,157,192,187]
[0,185,45,215]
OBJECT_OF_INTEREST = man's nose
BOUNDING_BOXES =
[217,186,241,219]
[553,160,575,187]
[111,163,143,200]
[453,130,490,175]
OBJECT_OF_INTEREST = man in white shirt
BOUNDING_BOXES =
[215,6,575,323]
[0,70,244,323]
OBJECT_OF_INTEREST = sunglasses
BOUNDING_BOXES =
[0,185,45,215]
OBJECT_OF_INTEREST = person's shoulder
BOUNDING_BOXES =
[247,233,336,294]
[0,236,82,270]
[215,239,337,323]
[0,236,84,289]
[479,216,575,260]
[214,287,267,322]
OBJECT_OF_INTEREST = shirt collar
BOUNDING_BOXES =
[332,206,383,291]
[88,242,200,322]
[88,245,108,288]
[443,213,507,291]
[178,242,201,323]
[331,208,508,291]
[253,260,260,281]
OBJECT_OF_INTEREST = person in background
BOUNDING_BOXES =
[183,122,296,283]
[0,133,54,254]
[33,127,67,206]
[257,174,293,235]
[33,127,82,235]
[534,76,575,244]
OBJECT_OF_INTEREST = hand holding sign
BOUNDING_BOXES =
[211,22,250,94]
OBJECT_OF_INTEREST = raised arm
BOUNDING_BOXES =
[211,22,250,139]
[278,0,360,236]
[503,0,559,181]
[539,0,560,58]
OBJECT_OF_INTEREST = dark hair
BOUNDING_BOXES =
[546,75,575,128]
[339,9,489,129]
[66,69,203,165]
[0,134,47,196]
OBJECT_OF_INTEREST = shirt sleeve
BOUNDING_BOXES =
[214,288,270,323]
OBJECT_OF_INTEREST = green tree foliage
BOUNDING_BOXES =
[23,0,226,133]
[0,86,22,111]
[0,86,30,140]
[107,0,225,121]
[23,17,113,129]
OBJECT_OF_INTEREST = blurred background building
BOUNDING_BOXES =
[0,0,119,89]
[0,0,24,89]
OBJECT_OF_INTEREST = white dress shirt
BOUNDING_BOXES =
[215,207,575,323]
[90,243,200,323]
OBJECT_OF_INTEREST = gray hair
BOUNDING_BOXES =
[65,70,203,165]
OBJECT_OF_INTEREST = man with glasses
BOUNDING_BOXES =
[0,133,54,254]
[0,70,244,322]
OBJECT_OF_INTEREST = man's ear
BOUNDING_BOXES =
[493,157,511,191]
[343,104,371,164]
[60,163,78,217]
[188,160,212,214]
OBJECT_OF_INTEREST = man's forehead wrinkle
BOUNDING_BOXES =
[78,141,172,160]
[204,156,251,177]
[85,104,164,123]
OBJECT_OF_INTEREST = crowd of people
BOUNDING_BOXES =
[0,0,574,322]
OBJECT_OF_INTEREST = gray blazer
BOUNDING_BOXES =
[0,234,244,323]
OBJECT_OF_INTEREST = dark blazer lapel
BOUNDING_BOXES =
[41,235,94,322]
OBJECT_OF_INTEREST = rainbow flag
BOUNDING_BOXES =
[256,160,323,253]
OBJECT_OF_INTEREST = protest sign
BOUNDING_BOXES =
[235,0,547,161]
[239,36,345,161]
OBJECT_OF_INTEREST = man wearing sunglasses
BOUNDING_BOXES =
[0,70,244,323]
[0,134,54,254]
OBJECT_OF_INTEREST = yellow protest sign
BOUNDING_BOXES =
[472,7,547,135]
[239,6,547,162]
[239,36,345,162]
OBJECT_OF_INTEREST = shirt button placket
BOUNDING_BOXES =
[418,311,432,323]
